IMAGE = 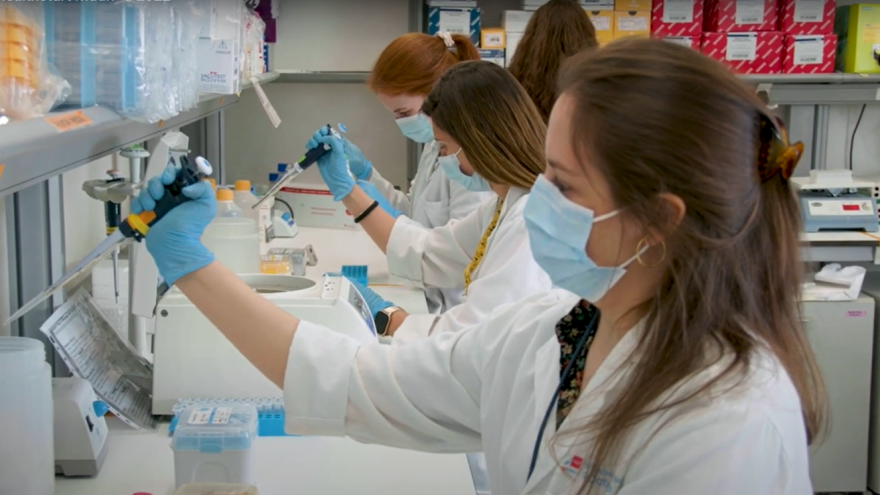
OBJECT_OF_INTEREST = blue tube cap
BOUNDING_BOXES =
[93,400,109,417]
[269,173,280,182]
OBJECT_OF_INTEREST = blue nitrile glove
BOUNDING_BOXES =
[305,127,355,201]
[131,164,216,285]
[347,278,393,317]
[343,140,372,181]
[357,179,401,218]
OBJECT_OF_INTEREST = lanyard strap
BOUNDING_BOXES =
[463,198,504,293]
[527,310,599,482]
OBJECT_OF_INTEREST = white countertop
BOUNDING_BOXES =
[56,227,476,495]
[56,419,475,495]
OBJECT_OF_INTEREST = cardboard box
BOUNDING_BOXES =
[479,48,505,67]
[704,0,779,32]
[780,0,836,35]
[661,35,701,49]
[588,11,615,43]
[503,10,533,32]
[700,31,784,73]
[481,28,506,48]
[614,11,652,38]
[506,31,524,66]
[834,4,880,73]
[651,0,704,36]
[616,0,653,10]
[196,39,240,94]
[783,34,836,73]
[427,7,481,46]
[278,184,359,231]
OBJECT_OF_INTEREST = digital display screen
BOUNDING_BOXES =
[842,204,860,211]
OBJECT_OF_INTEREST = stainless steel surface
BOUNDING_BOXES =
[738,74,880,105]
[275,71,370,83]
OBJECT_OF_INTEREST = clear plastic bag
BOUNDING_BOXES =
[0,3,70,121]
[242,9,266,80]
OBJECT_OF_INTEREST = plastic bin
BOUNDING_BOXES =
[172,404,258,488]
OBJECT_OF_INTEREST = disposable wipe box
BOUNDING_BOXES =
[704,0,780,32]
[651,0,704,37]
[783,34,836,73]
[172,405,258,488]
[701,31,784,73]
[779,0,836,35]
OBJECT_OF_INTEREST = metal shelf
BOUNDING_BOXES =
[0,71,280,198]
[275,70,369,83]
[740,74,880,105]
[801,231,880,264]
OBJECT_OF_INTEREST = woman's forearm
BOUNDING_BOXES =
[342,185,396,253]
[175,261,299,388]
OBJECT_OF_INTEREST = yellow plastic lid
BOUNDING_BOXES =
[216,188,234,201]
[234,180,251,191]
[204,178,216,190]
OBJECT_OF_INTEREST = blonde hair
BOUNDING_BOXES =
[421,61,546,189]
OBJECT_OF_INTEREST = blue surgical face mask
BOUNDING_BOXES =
[524,174,647,302]
[438,148,492,192]
[396,113,434,143]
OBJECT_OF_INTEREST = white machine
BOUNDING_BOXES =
[52,377,109,477]
[152,274,377,414]
[792,171,879,233]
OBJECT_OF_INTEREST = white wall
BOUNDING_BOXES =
[61,156,119,272]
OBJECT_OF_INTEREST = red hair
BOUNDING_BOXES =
[368,33,480,96]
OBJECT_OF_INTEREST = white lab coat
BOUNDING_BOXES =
[284,289,813,495]
[385,187,552,344]
[368,141,491,314]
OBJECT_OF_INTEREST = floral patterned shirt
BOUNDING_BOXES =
[555,300,600,429]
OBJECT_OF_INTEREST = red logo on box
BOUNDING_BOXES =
[701,31,784,74]
[783,34,836,73]
[704,0,780,32]
[779,0,835,35]
[651,0,704,36]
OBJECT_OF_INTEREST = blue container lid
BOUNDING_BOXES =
[277,163,288,173]
[171,405,258,453]
[269,173,280,182]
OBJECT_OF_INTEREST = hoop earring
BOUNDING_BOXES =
[636,237,666,268]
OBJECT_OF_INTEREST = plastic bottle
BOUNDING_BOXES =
[205,177,216,190]
[216,188,243,218]
[0,337,54,495]
[233,180,260,225]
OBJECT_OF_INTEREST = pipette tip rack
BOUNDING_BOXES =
[169,398,295,437]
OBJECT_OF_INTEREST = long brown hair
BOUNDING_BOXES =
[367,33,480,96]
[556,38,827,491]
[421,61,546,189]
[508,0,598,122]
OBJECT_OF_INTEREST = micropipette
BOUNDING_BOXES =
[5,156,213,326]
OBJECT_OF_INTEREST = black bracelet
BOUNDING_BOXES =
[354,201,380,224]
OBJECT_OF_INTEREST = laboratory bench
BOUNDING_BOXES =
[56,226,482,495]
[55,418,476,495]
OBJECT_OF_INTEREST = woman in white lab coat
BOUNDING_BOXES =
[305,61,552,343]
[134,38,826,494]
[330,31,493,314]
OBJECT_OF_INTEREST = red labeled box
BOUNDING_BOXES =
[783,34,836,73]
[704,0,779,32]
[701,31,784,73]
[651,0,703,36]
[660,36,701,49]
[779,0,835,35]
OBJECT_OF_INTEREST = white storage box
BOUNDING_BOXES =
[278,182,359,231]
[197,39,241,94]
[172,405,258,488]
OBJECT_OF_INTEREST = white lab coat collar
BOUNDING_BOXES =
[524,318,644,494]
[499,186,529,217]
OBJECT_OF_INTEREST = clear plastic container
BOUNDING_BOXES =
[172,404,258,488]
[216,189,242,218]
[259,254,292,275]
[233,180,260,226]
[173,483,260,495]
[0,337,54,495]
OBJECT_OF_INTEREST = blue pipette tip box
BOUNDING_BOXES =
[169,399,297,437]
[341,265,368,286]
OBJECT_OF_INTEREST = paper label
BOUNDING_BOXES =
[794,0,824,22]
[188,407,232,425]
[439,10,471,35]
[663,0,694,23]
[250,77,281,128]
[591,15,611,31]
[664,37,694,48]
[726,34,758,61]
[847,310,868,318]
[793,37,824,65]
[618,15,648,32]
[735,0,765,25]
[45,110,93,133]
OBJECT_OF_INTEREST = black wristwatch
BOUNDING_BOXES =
[374,306,402,337]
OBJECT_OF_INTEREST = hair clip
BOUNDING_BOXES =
[436,31,456,50]
[757,113,802,183]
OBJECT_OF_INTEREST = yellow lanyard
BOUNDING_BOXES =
[464,198,505,293]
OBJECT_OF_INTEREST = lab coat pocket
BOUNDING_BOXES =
[421,198,450,227]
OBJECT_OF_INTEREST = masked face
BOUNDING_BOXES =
[377,92,434,143]
[438,148,492,192]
